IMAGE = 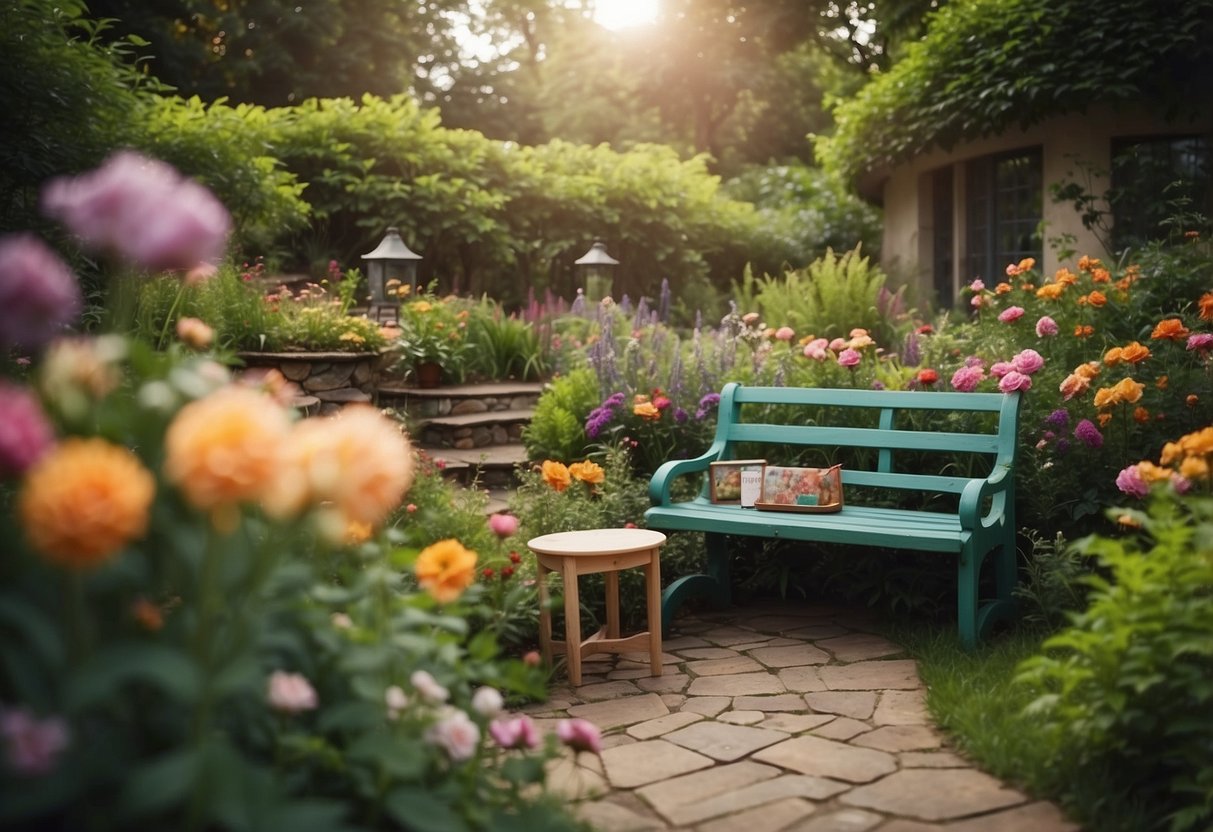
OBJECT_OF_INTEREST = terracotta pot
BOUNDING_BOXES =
[414,361,443,389]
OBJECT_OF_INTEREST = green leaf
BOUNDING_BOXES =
[118,747,201,819]
[384,787,470,832]
[66,642,200,711]
[350,732,428,781]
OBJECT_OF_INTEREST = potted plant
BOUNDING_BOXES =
[392,292,470,387]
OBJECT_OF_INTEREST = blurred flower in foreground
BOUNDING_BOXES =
[490,715,540,750]
[427,708,480,761]
[19,438,156,569]
[0,382,55,477]
[556,718,602,755]
[471,686,504,718]
[0,707,70,777]
[414,540,478,603]
[0,234,82,350]
[176,317,214,350]
[266,671,318,715]
[411,670,450,704]
[488,513,519,538]
[42,151,231,271]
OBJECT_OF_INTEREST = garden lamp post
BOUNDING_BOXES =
[361,227,422,322]
[575,241,619,303]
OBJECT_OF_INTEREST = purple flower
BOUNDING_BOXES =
[0,708,70,776]
[695,393,720,420]
[1045,409,1070,429]
[1055,438,1071,456]
[673,407,688,424]
[837,348,861,368]
[42,151,230,271]
[1074,419,1103,448]
[556,718,602,754]
[998,371,1033,393]
[0,234,82,349]
[1012,349,1045,375]
[998,306,1025,323]
[585,406,614,438]
[901,331,921,367]
[489,715,540,750]
[871,380,885,390]
[950,365,985,393]
[0,382,55,477]
[1115,464,1148,498]
[603,392,626,408]
[1035,316,1059,337]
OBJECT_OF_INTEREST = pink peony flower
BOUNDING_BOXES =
[556,718,602,755]
[997,306,1025,323]
[1115,465,1148,499]
[828,337,847,352]
[488,513,519,538]
[969,279,985,292]
[989,361,1014,379]
[1186,333,1213,352]
[837,348,861,368]
[998,371,1033,393]
[0,234,82,349]
[427,708,480,761]
[266,671,318,714]
[411,669,449,704]
[950,365,986,393]
[1171,473,1192,495]
[0,707,70,776]
[42,151,230,271]
[970,295,986,309]
[1012,349,1045,375]
[802,338,829,360]
[471,686,504,718]
[489,715,541,750]
[0,382,55,477]
[774,326,795,342]
[1035,316,1059,337]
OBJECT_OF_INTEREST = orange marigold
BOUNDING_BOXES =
[19,438,155,569]
[1086,291,1107,307]
[1059,374,1090,401]
[1138,461,1173,483]
[1180,426,1213,456]
[414,539,477,603]
[164,387,289,513]
[1150,318,1190,341]
[1200,292,1213,321]
[1077,255,1102,272]
[1180,455,1210,481]
[1120,342,1150,364]
[1186,394,1200,408]
[1093,386,1117,409]
[1133,407,1150,424]
[1056,268,1079,285]
[542,460,571,492]
[1091,268,1111,283]
[1074,361,1102,381]
[1115,377,1145,405]
[1036,283,1065,300]
[1098,412,1114,428]
[995,282,1012,294]
[633,402,661,420]
[569,460,605,484]
[1156,375,1168,390]
[1103,347,1123,367]
[131,598,164,632]
[1074,325,1094,338]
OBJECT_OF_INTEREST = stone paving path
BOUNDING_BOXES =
[521,602,1079,832]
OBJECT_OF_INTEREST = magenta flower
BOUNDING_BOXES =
[1115,464,1148,498]
[0,382,55,477]
[1035,316,1059,337]
[997,306,1025,323]
[990,361,1014,379]
[489,715,541,750]
[1186,333,1213,353]
[1012,349,1045,375]
[774,326,795,342]
[998,371,1033,393]
[556,718,602,755]
[950,365,985,393]
[0,234,82,349]
[488,513,519,538]
[42,151,231,271]
[837,348,861,368]
[1074,419,1103,448]
[0,708,70,777]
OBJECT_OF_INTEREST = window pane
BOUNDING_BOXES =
[1111,136,1211,250]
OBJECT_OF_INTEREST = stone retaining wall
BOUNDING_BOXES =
[237,351,382,416]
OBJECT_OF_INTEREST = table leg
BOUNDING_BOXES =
[561,558,582,686]
[604,569,621,640]
[537,564,553,667]
[647,548,663,677]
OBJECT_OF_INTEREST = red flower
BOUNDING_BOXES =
[509,551,521,564]
[482,567,495,579]
[917,369,939,385]
[501,566,515,579]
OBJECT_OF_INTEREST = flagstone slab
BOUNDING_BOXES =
[567,692,669,731]
[610,668,657,681]
[627,711,705,740]
[819,660,921,691]
[816,633,905,662]
[874,822,943,832]
[545,754,609,799]
[702,626,770,646]
[761,713,836,734]
[696,797,816,832]
[874,689,929,725]
[783,623,851,640]
[636,673,689,694]
[682,696,732,717]
[789,808,884,832]
[753,736,897,783]
[666,775,848,827]
[779,666,829,692]
[685,656,766,676]
[662,635,711,650]
[578,680,642,701]
[600,739,715,788]
[664,721,788,762]
[734,693,815,712]
[676,647,742,660]
[810,717,872,741]
[660,694,686,709]
[840,769,1026,821]
[636,760,780,819]
[742,614,822,632]
[900,750,968,768]
[687,672,786,697]
[852,725,942,752]
[750,643,831,668]
[805,690,877,720]
[576,799,664,832]
[602,734,639,750]
[719,710,766,725]
[946,800,1079,832]
[619,651,682,664]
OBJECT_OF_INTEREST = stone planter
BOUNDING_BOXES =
[236,351,384,416]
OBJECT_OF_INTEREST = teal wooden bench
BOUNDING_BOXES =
[645,383,1022,647]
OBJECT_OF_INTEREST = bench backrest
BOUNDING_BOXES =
[708,383,1020,500]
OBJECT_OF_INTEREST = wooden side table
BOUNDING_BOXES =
[527,528,666,686]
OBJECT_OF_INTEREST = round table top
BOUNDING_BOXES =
[527,528,667,556]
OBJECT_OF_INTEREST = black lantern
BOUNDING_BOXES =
[574,241,619,303]
[361,227,422,321]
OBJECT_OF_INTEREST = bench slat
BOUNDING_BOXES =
[731,386,1007,412]
[842,471,977,494]
[726,423,1001,455]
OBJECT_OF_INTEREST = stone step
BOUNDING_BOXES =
[420,443,531,488]
[379,382,544,419]
[415,409,534,450]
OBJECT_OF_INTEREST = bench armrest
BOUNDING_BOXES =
[649,449,719,505]
[958,463,1013,531]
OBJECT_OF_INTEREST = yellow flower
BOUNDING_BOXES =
[1161,441,1184,465]
[19,438,155,570]
[1179,455,1209,481]
[410,301,433,313]
[396,284,412,298]
[542,460,571,492]
[1150,318,1190,341]
[1035,283,1064,300]
[1103,347,1123,367]
[338,331,366,344]
[163,386,290,515]
[415,539,477,603]
[1114,377,1144,405]
[1093,386,1118,409]
[633,402,661,420]
[346,520,373,545]
[1180,426,1213,456]
[569,460,605,484]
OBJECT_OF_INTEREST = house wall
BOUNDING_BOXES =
[877,103,1212,305]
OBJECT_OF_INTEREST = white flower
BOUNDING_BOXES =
[385,685,409,720]
[426,708,480,761]
[330,612,353,630]
[470,686,504,718]
[410,669,449,704]
[266,671,318,714]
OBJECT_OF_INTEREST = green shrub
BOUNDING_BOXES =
[1016,494,1213,832]
[462,299,549,382]
[522,369,601,463]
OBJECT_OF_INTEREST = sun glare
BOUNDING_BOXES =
[593,0,659,31]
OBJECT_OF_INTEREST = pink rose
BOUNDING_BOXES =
[998,371,1033,393]
[998,306,1025,323]
[556,718,602,755]
[802,338,829,360]
[427,709,480,761]
[950,365,985,393]
[489,715,541,750]
[1035,316,1059,337]
[837,348,861,368]
[1012,349,1045,375]
[0,382,55,477]
[1115,465,1148,499]
[970,279,985,292]
[0,707,70,776]
[989,361,1014,379]
[385,685,409,720]
[266,671,318,714]
[411,669,449,704]
[488,513,519,538]
[775,326,795,342]
[42,151,230,271]
[471,686,504,717]
[0,234,82,350]
[828,337,847,352]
